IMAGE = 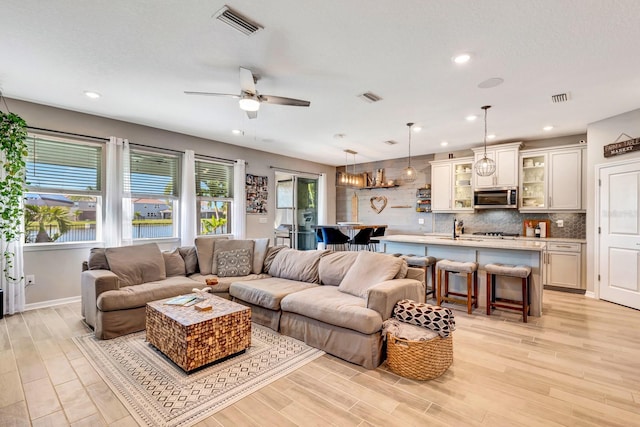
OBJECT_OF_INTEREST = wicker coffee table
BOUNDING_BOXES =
[146,295,251,372]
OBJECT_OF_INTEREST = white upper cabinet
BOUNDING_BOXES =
[472,142,522,188]
[519,145,585,212]
[430,158,474,212]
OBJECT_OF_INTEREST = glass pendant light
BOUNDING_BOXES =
[402,122,417,182]
[474,105,496,177]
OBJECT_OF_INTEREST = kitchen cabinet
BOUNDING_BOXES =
[472,142,522,188]
[520,145,584,212]
[543,242,583,289]
[430,158,474,212]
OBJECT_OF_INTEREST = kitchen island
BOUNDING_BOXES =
[377,234,546,316]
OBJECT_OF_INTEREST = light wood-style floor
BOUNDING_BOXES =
[1,290,640,426]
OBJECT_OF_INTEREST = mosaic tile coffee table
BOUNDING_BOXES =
[146,295,251,372]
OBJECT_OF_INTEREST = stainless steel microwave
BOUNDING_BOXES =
[473,188,518,209]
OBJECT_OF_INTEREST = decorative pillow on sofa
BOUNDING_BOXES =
[212,240,255,275]
[217,249,252,277]
[392,299,456,338]
[338,251,403,298]
[105,243,166,287]
[178,246,198,275]
[194,235,230,275]
[88,248,110,270]
[163,248,186,277]
[252,238,270,274]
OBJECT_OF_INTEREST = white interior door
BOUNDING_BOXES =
[599,161,640,309]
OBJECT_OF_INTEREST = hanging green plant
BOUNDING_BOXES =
[0,111,28,282]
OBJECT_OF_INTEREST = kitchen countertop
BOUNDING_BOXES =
[378,233,548,251]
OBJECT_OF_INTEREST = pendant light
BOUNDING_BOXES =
[402,122,417,182]
[474,105,496,177]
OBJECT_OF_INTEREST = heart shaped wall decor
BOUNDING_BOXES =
[370,196,388,214]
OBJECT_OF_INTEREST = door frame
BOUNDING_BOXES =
[594,156,640,301]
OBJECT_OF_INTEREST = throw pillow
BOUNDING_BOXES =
[268,249,328,283]
[252,238,270,274]
[195,235,230,275]
[88,248,110,270]
[338,251,403,298]
[211,239,254,275]
[392,299,456,338]
[105,243,166,287]
[216,249,252,277]
[163,248,186,277]
[178,246,198,275]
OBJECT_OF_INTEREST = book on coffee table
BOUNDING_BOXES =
[164,295,199,306]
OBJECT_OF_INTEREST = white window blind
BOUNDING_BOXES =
[130,150,179,197]
[26,135,102,193]
[195,160,233,198]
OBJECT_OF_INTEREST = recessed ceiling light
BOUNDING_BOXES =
[487,134,496,139]
[84,91,101,99]
[231,129,243,135]
[543,125,554,131]
[412,126,422,132]
[466,115,477,122]
[440,141,449,146]
[453,53,471,64]
[333,133,346,139]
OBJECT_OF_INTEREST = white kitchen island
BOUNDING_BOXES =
[378,234,546,317]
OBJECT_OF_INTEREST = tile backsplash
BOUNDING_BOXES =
[434,211,585,239]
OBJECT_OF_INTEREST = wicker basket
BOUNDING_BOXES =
[386,332,453,380]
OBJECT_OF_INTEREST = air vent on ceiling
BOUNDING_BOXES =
[383,140,398,145]
[214,6,263,36]
[358,92,383,103]
[551,92,571,103]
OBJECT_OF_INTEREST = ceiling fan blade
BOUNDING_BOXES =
[259,94,310,107]
[184,91,240,98]
[246,110,258,120]
[239,67,257,94]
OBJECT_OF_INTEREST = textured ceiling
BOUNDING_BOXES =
[2,0,640,166]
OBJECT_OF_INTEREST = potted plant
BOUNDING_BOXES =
[0,110,28,316]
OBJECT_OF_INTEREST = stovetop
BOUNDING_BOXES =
[472,231,520,237]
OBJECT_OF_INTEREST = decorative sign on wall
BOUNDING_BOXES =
[604,133,640,158]
[246,174,268,214]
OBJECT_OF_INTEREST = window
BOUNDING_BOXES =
[129,150,179,239]
[195,159,233,235]
[24,135,102,244]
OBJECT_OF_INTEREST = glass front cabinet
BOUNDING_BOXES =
[520,152,547,210]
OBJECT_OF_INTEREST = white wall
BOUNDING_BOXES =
[586,107,640,294]
[9,99,336,305]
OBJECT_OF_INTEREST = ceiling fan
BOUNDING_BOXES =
[184,67,310,119]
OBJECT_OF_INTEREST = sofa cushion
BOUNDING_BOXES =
[252,238,270,274]
[395,259,409,280]
[281,286,383,335]
[217,248,252,277]
[269,249,327,283]
[97,276,200,311]
[318,251,359,286]
[163,248,186,277]
[212,240,254,275]
[105,243,166,287]
[189,273,270,292]
[338,252,403,298]
[195,235,230,275]
[88,248,110,270]
[263,245,288,273]
[229,277,317,311]
[178,246,198,275]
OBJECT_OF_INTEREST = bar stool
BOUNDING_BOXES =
[436,260,478,314]
[485,263,531,323]
[401,255,437,300]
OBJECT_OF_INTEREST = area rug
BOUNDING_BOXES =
[73,324,325,427]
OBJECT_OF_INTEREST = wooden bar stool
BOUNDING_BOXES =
[401,255,437,300]
[485,263,531,323]
[436,260,478,314]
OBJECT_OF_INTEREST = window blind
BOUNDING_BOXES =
[129,151,179,197]
[195,160,233,198]
[26,136,102,193]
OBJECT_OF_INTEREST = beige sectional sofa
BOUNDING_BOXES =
[81,238,424,369]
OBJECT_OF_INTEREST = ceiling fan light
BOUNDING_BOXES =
[239,96,260,112]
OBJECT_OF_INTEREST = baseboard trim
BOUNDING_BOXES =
[584,291,596,299]
[25,296,81,311]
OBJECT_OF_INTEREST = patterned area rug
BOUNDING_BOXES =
[73,324,324,427]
